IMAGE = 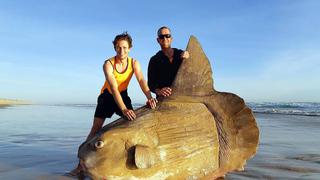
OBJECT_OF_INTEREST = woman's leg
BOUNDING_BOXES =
[86,117,105,141]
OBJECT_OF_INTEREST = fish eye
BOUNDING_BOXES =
[94,140,104,149]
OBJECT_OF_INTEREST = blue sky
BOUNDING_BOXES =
[1,0,319,104]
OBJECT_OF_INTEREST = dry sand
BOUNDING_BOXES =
[0,98,31,106]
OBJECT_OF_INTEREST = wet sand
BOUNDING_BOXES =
[227,113,320,179]
[0,105,319,179]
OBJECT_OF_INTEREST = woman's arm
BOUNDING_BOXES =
[103,61,136,120]
[133,60,157,109]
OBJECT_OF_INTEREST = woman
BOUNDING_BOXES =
[68,32,157,176]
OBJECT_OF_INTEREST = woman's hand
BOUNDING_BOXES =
[122,109,136,121]
[146,98,158,109]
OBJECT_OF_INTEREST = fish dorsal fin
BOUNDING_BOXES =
[171,36,214,97]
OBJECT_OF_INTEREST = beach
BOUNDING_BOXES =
[0,99,31,107]
[0,103,319,179]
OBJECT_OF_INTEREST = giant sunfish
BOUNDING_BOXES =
[78,36,259,180]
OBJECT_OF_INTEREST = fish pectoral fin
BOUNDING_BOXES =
[134,145,157,169]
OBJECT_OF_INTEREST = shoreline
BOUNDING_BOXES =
[0,98,31,106]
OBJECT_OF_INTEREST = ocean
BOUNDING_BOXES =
[0,102,319,179]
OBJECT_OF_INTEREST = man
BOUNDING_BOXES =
[148,26,189,97]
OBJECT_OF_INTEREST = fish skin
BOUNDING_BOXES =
[78,36,259,180]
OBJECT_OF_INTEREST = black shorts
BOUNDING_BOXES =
[94,89,133,119]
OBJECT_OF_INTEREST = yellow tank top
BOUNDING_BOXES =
[100,57,134,94]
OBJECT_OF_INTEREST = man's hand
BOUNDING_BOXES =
[180,50,190,59]
[156,87,172,97]
[122,109,136,121]
[146,98,158,109]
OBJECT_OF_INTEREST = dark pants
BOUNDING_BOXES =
[94,89,133,119]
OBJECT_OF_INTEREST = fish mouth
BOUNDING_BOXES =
[79,149,101,171]
[79,157,101,179]
[79,159,88,172]
[79,156,97,172]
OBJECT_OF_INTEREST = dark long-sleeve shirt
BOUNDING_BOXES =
[147,48,183,93]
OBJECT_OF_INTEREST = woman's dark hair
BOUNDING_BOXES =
[113,32,132,49]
